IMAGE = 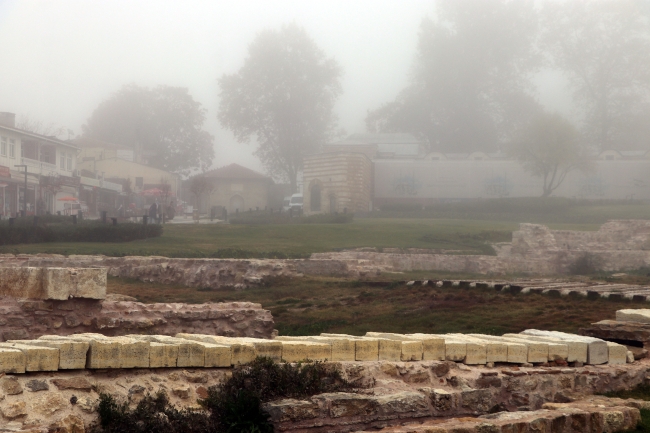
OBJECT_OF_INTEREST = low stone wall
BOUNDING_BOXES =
[0,254,377,289]
[3,358,650,432]
[0,298,274,342]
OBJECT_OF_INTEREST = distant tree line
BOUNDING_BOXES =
[77,0,649,196]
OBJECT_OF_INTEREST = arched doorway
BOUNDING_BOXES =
[310,184,321,212]
[229,195,244,213]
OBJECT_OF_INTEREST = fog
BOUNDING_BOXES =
[0,0,436,171]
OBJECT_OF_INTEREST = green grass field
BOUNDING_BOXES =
[0,218,602,257]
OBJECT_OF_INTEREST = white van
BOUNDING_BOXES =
[289,193,303,213]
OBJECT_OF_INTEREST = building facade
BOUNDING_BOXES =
[0,112,81,216]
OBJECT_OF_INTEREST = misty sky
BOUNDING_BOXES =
[0,0,571,173]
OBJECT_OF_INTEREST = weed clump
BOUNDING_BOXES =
[91,357,358,433]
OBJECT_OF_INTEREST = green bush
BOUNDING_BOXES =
[91,357,359,433]
[0,221,162,245]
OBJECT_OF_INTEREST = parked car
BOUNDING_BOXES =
[289,193,303,214]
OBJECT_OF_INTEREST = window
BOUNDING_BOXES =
[67,153,72,171]
[60,152,65,169]
[9,140,15,158]
[1,137,6,156]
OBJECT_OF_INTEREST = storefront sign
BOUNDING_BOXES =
[0,165,11,179]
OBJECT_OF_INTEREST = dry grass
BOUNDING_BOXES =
[107,274,646,337]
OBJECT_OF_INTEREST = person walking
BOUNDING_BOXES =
[148,201,158,224]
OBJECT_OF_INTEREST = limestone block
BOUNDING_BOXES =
[0,348,25,373]
[451,334,507,363]
[616,309,650,324]
[175,334,254,365]
[520,330,608,365]
[321,334,379,361]
[148,342,178,368]
[443,337,486,365]
[607,342,627,365]
[11,339,89,369]
[503,334,587,363]
[0,267,43,299]
[43,267,107,300]
[364,333,428,361]
[0,343,58,372]
[76,333,149,368]
[276,336,354,361]
[472,335,548,363]
[178,334,279,363]
[360,337,400,362]
[128,335,205,367]
[39,334,120,369]
[279,341,331,362]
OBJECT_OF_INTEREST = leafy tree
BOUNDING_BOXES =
[83,84,214,175]
[367,0,542,153]
[189,175,213,213]
[509,112,591,197]
[16,114,66,138]
[218,24,342,191]
[541,0,650,150]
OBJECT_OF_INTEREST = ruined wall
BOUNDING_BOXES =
[0,254,375,289]
[313,220,650,276]
[0,298,274,341]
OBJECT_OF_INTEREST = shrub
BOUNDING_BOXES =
[91,357,361,433]
[0,221,162,245]
[569,252,603,275]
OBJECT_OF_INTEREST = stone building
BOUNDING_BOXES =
[302,152,372,215]
[201,163,273,214]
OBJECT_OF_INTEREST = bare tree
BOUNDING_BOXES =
[16,114,66,138]
[509,112,592,197]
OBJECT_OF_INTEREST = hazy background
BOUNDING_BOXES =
[0,0,571,172]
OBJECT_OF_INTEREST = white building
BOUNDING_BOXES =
[0,112,80,216]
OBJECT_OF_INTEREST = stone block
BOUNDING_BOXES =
[75,333,149,368]
[520,330,608,364]
[0,348,25,373]
[364,333,427,361]
[361,337,400,362]
[616,309,650,324]
[444,337,486,365]
[10,339,89,369]
[412,333,467,362]
[148,342,178,368]
[38,334,120,369]
[276,336,354,361]
[321,333,378,361]
[279,341,331,362]
[503,333,587,363]
[178,334,279,363]
[128,335,205,367]
[452,334,507,363]
[474,334,549,363]
[0,267,106,300]
[607,342,627,365]
[0,343,58,372]
[43,267,107,300]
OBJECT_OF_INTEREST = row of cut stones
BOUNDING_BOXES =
[409,279,650,300]
[0,330,628,373]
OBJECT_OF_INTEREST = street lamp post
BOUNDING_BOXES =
[14,165,27,217]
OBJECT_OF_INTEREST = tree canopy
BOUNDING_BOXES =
[509,112,591,197]
[218,24,342,191]
[366,0,542,153]
[83,84,214,175]
[541,0,650,151]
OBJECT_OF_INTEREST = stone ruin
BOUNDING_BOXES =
[0,266,274,342]
[313,219,650,275]
[0,309,650,432]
